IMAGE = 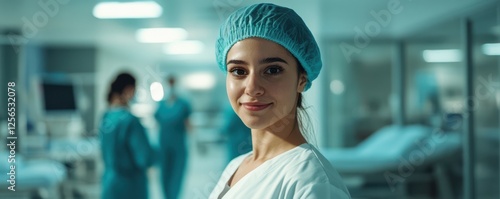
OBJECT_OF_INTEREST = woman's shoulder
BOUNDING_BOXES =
[283,144,351,197]
[284,144,345,184]
[286,144,333,172]
[104,108,137,121]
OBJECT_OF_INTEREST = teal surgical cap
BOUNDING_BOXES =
[215,3,322,91]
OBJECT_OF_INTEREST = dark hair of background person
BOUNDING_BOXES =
[106,72,136,104]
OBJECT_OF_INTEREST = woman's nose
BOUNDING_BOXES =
[244,73,264,97]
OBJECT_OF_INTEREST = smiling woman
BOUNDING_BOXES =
[226,38,305,131]
[209,3,351,199]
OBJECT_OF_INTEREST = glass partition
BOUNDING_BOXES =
[324,41,393,148]
[471,4,500,199]
[403,18,465,198]
[405,20,463,129]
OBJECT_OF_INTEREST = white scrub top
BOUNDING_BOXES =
[209,143,351,199]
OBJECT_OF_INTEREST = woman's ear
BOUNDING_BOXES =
[297,73,307,92]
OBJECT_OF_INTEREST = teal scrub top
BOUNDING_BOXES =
[99,107,155,199]
[154,98,191,146]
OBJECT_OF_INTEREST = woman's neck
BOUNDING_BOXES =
[110,95,127,107]
[249,119,306,162]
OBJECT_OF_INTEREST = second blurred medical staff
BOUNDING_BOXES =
[154,75,192,199]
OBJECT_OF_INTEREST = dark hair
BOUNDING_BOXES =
[296,60,306,108]
[107,72,136,104]
[295,62,315,144]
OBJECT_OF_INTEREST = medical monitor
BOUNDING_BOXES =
[41,81,77,113]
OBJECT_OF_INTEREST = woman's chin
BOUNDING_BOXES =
[241,118,271,130]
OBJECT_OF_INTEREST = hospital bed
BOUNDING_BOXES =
[321,125,462,198]
[0,152,67,199]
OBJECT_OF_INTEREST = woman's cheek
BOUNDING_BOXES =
[226,80,239,100]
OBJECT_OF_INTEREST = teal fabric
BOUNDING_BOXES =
[100,107,155,199]
[154,98,192,199]
[216,3,321,91]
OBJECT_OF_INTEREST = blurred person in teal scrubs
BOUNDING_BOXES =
[221,104,251,163]
[154,75,192,199]
[99,72,155,199]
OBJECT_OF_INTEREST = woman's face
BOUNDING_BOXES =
[123,85,136,102]
[226,38,307,130]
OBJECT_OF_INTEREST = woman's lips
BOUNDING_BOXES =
[241,102,272,111]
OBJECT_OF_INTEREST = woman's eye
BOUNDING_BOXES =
[229,68,246,76]
[265,66,283,75]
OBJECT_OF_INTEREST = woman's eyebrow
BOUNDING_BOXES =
[226,59,247,65]
[260,57,288,64]
[227,57,288,65]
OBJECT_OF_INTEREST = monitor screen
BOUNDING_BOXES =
[42,83,77,111]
